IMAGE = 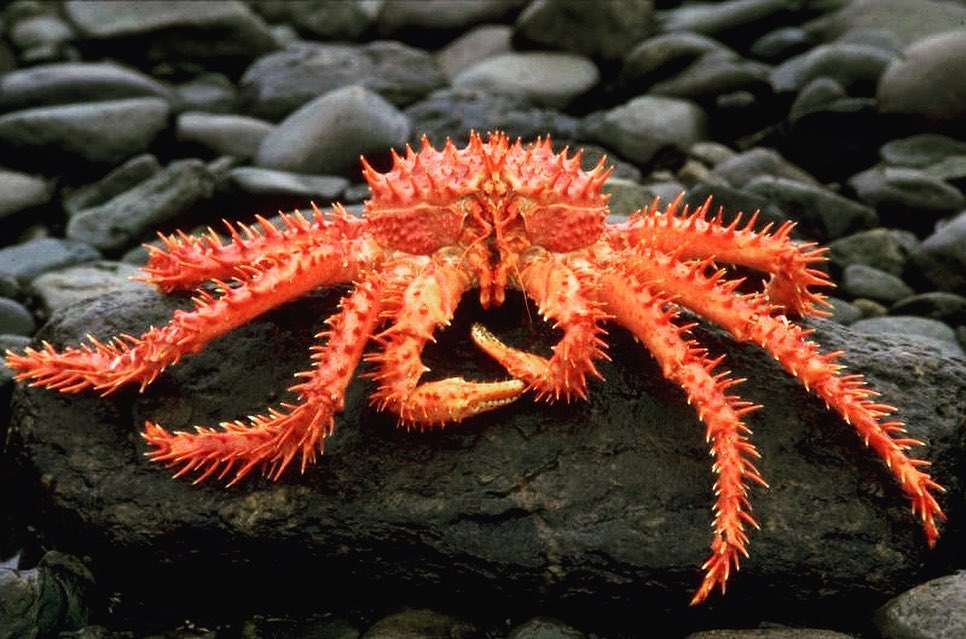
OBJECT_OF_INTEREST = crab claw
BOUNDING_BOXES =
[393,376,525,426]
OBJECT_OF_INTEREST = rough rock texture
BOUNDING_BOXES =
[7,287,964,630]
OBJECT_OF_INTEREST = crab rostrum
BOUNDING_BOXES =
[5,131,944,604]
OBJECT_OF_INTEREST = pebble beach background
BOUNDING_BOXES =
[0,1,964,638]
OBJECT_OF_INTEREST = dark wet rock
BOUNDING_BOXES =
[515,0,656,61]
[252,0,375,41]
[583,95,707,167]
[602,177,650,219]
[827,228,916,277]
[508,617,585,639]
[0,62,171,113]
[0,238,99,294]
[63,0,277,72]
[228,168,348,201]
[827,297,863,326]
[788,76,845,122]
[880,134,966,169]
[683,182,790,232]
[176,112,274,161]
[618,32,728,96]
[781,97,882,182]
[0,296,35,336]
[686,630,857,639]
[803,0,966,46]
[6,288,964,630]
[0,168,52,221]
[850,315,961,354]
[744,175,877,240]
[661,0,799,43]
[362,608,478,639]
[436,25,513,81]
[749,26,815,63]
[711,148,817,189]
[242,614,360,639]
[0,551,95,639]
[29,261,144,315]
[877,30,966,132]
[770,43,895,94]
[66,159,217,252]
[239,41,446,122]
[404,88,581,148]
[874,572,966,639]
[853,298,889,319]
[62,154,162,218]
[891,292,966,327]
[648,51,772,102]
[172,73,237,114]
[841,264,914,304]
[908,210,966,293]
[848,166,966,232]
[255,85,411,176]
[453,52,598,109]
[0,98,170,171]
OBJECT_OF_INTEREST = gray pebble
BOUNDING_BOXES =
[712,147,818,189]
[453,52,599,109]
[850,315,961,353]
[848,165,966,231]
[0,297,35,335]
[176,111,275,161]
[841,264,914,303]
[0,168,52,221]
[891,292,966,326]
[874,570,966,639]
[827,228,917,276]
[436,25,512,81]
[0,238,100,292]
[909,210,966,293]
[744,175,877,239]
[29,261,144,314]
[880,133,966,169]
[228,167,348,201]
[771,42,895,94]
[62,153,162,217]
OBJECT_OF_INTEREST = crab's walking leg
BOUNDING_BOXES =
[5,239,366,394]
[139,205,362,292]
[598,272,766,604]
[143,276,385,484]
[627,249,945,545]
[611,196,831,316]
[369,251,524,424]
[470,249,609,401]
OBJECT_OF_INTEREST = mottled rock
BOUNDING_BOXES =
[0,62,171,112]
[239,41,446,121]
[878,30,966,131]
[508,617,585,639]
[0,168,52,220]
[841,264,914,304]
[255,85,410,176]
[848,166,966,231]
[908,210,966,293]
[744,175,877,239]
[436,25,513,81]
[176,112,274,161]
[252,0,375,40]
[0,552,95,639]
[62,154,162,218]
[29,261,144,314]
[850,316,960,353]
[770,43,895,94]
[453,52,599,109]
[0,297,35,335]
[66,159,217,251]
[687,630,857,639]
[583,95,707,166]
[515,0,656,61]
[228,168,348,201]
[0,98,169,170]
[874,572,966,639]
[827,228,916,277]
[0,238,99,292]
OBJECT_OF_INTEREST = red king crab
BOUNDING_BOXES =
[5,131,945,604]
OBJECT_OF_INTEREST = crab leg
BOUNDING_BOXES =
[369,251,524,425]
[469,249,609,401]
[610,195,831,316]
[6,238,367,395]
[144,275,386,484]
[625,248,945,546]
[597,272,766,604]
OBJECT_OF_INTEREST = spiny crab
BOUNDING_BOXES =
[6,131,944,604]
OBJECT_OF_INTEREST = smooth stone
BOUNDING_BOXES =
[0,297,35,335]
[0,62,171,113]
[0,168,52,220]
[648,51,771,101]
[841,264,914,304]
[880,134,966,168]
[618,31,728,94]
[62,154,162,217]
[803,0,966,46]
[256,85,411,176]
[827,228,916,276]
[453,52,599,109]
[0,238,99,290]
[7,13,74,51]
[29,261,143,314]
[66,159,217,252]
[874,572,966,639]
[745,175,878,240]
[602,177,650,219]
[689,141,738,167]
[849,315,961,354]
[515,0,656,61]
[0,98,170,168]
[827,296,863,325]
[228,167,348,201]
[891,292,966,326]
[848,166,966,230]
[172,73,237,114]
[789,77,847,120]
[770,42,895,94]
[377,0,518,33]
[749,26,814,62]
[238,41,446,121]
[921,156,966,191]
[661,0,794,37]
[176,112,275,161]
[712,147,817,189]
[909,210,966,293]
[878,30,966,130]
[435,25,513,81]
[583,95,707,166]
[363,608,476,639]
[257,0,375,40]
